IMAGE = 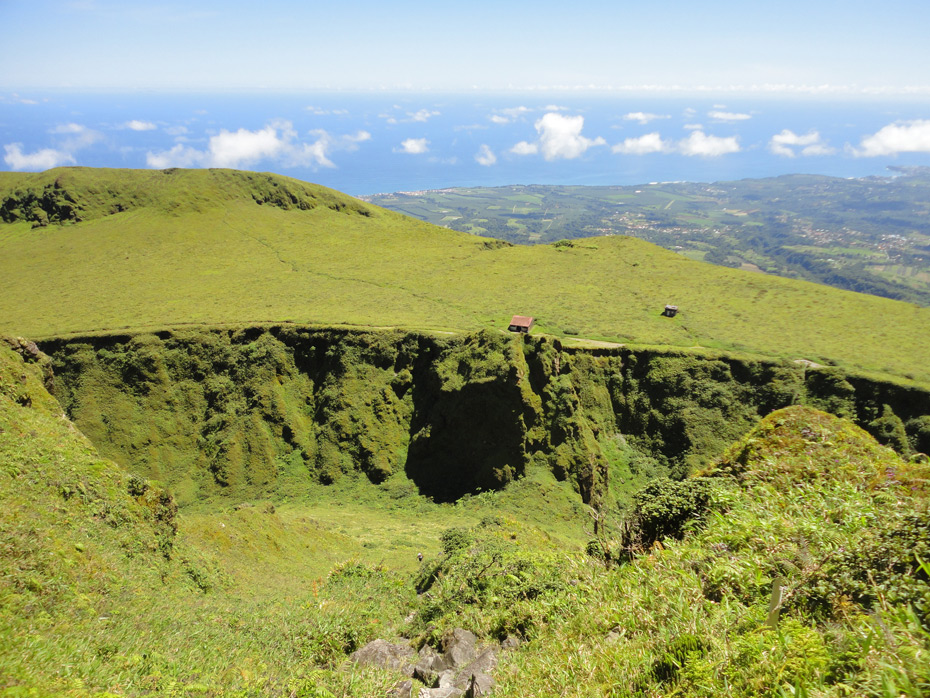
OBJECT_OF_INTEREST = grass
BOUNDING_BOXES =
[2,328,930,697]
[1,168,929,385]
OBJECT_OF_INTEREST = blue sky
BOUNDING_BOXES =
[2,0,930,94]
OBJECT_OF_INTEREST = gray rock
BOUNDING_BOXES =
[464,672,495,698]
[500,635,522,651]
[417,688,464,698]
[441,628,477,668]
[459,647,497,679]
[350,639,415,673]
[413,644,448,686]
[389,679,413,698]
[437,669,458,688]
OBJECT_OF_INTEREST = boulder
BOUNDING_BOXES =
[464,672,495,698]
[441,628,477,668]
[417,688,464,698]
[413,644,447,686]
[389,679,414,698]
[350,639,415,674]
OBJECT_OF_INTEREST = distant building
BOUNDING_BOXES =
[508,315,534,333]
[662,305,679,318]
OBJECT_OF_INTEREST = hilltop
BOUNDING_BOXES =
[1,167,929,386]
[363,171,930,305]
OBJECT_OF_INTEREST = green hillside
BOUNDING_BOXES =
[3,339,929,697]
[1,168,929,386]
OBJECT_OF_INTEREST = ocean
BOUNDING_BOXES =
[2,91,929,196]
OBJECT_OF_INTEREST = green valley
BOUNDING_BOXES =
[1,168,929,697]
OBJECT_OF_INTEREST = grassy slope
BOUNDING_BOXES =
[0,339,589,697]
[1,168,929,385]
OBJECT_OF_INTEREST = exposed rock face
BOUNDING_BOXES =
[350,639,415,675]
[40,326,930,506]
[365,628,500,696]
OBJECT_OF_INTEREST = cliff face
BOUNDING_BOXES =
[39,327,930,506]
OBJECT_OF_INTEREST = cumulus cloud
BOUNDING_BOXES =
[769,129,834,157]
[679,130,741,156]
[124,120,157,131]
[623,112,669,125]
[3,144,75,170]
[384,109,440,125]
[512,112,606,161]
[612,132,670,155]
[2,121,105,170]
[510,141,538,155]
[396,138,429,154]
[475,144,496,166]
[410,109,439,122]
[490,106,533,124]
[145,121,369,169]
[709,110,752,122]
[50,122,103,149]
[853,120,930,157]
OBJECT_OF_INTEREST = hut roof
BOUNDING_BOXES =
[509,315,534,327]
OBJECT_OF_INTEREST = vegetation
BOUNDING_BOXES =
[2,167,929,696]
[3,339,929,696]
[34,327,930,509]
[2,168,930,386]
[363,168,930,305]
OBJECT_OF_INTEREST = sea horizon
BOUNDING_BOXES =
[2,90,930,196]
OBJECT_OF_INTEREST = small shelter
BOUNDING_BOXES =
[662,305,679,318]
[508,315,534,333]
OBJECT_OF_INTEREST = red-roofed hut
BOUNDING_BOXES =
[508,315,534,333]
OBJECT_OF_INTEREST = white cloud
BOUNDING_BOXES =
[678,131,741,156]
[50,122,103,150]
[145,121,369,169]
[683,123,703,131]
[612,132,670,155]
[4,93,38,105]
[383,108,440,125]
[853,120,930,157]
[516,112,606,161]
[491,106,533,124]
[475,144,496,166]
[145,144,203,169]
[410,109,439,122]
[3,121,104,169]
[207,125,286,167]
[769,129,834,157]
[623,112,669,125]
[510,141,538,155]
[124,120,157,131]
[708,110,752,122]
[396,138,429,154]
[306,106,349,116]
[3,144,75,170]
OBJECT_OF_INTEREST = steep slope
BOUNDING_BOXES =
[488,407,930,696]
[1,168,929,385]
[38,327,930,508]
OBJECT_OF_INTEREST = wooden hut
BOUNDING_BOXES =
[662,305,679,318]
[508,315,534,333]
